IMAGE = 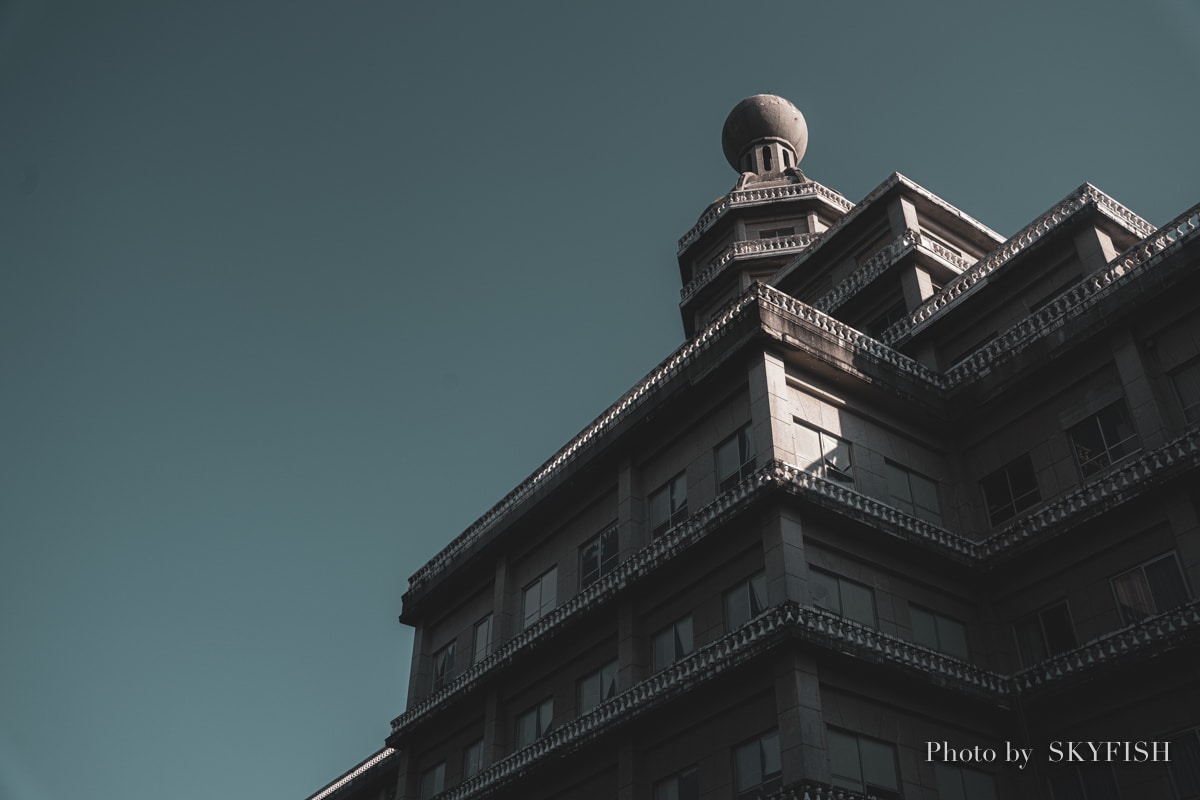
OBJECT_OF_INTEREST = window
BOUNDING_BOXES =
[1111,553,1190,625]
[654,767,699,800]
[431,641,455,692]
[867,300,908,339]
[462,739,484,780]
[576,660,618,715]
[580,525,618,588]
[472,615,492,665]
[810,567,876,627]
[794,422,854,488]
[650,472,688,537]
[716,426,757,491]
[1068,402,1140,478]
[935,764,998,800]
[515,698,553,750]
[734,730,782,799]
[980,454,1041,525]
[724,572,768,630]
[418,762,445,800]
[827,728,900,799]
[885,461,942,524]
[1048,764,1120,800]
[1166,727,1200,799]
[910,605,969,660]
[1171,360,1200,425]
[652,616,694,672]
[522,567,558,630]
[1014,602,1076,666]
[758,226,795,239]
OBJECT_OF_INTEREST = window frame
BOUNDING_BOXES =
[733,730,782,799]
[724,572,768,631]
[522,566,558,630]
[910,604,969,660]
[472,614,492,665]
[576,659,618,715]
[884,459,942,524]
[934,763,998,800]
[579,525,619,588]
[649,471,688,538]
[810,566,877,628]
[651,615,695,672]
[1110,552,1191,625]
[794,421,855,488]
[462,739,484,780]
[1067,401,1140,479]
[980,453,1042,525]
[1165,726,1200,800]
[715,425,757,492]
[1169,358,1200,425]
[431,640,456,693]
[1014,601,1077,666]
[827,727,901,799]
[653,766,699,800]
[418,762,446,800]
[514,697,554,750]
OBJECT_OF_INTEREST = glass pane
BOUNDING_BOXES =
[750,573,767,615]
[860,738,898,790]
[523,582,541,628]
[934,764,966,800]
[1007,455,1040,509]
[671,473,687,511]
[516,711,535,748]
[1040,604,1076,654]
[811,570,841,615]
[725,585,750,629]
[1079,764,1120,800]
[1112,570,1154,624]
[1015,616,1046,665]
[654,779,678,800]
[717,437,740,484]
[650,487,670,532]
[676,617,694,657]
[795,424,822,472]
[911,474,941,523]
[911,606,938,649]
[735,741,762,791]
[761,731,781,777]
[1145,556,1189,612]
[962,767,997,800]
[1048,773,1084,800]
[937,616,970,660]
[739,428,755,468]
[677,768,699,800]
[981,469,1015,524]
[538,699,553,735]
[541,568,557,615]
[823,434,853,485]
[841,580,876,627]
[652,628,673,672]
[579,674,600,713]
[1168,732,1200,798]
[601,661,617,700]
[473,616,491,664]
[885,463,913,509]
[827,730,862,789]
[581,542,599,586]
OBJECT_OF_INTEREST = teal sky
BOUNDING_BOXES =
[1,2,1197,799]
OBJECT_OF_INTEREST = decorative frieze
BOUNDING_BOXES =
[681,232,823,303]
[677,181,853,254]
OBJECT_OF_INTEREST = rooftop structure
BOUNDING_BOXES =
[307,95,1200,800]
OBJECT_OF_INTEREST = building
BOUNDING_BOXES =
[308,95,1200,800]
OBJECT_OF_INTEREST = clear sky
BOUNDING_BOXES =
[1,2,1197,799]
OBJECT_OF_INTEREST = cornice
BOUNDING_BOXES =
[304,748,397,800]
[680,231,823,304]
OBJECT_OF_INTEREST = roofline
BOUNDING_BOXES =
[303,748,397,800]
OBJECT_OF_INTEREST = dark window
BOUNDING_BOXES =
[1048,764,1120,800]
[724,572,768,630]
[885,461,942,524]
[418,762,445,800]
[650,472,688,537]
[515,698,553,750]
[827,728,900,800]
[579,525,618,588]
[761,145,772,171]
[577,660,617,715]
[462,739,484,780]
[867,300,908,339]
[758,226,795,239]
[472,615,492,665]
[911,605,969,660]
[1166,727,1200,799]
[716,426,756,492]
[654,767,699,800]
[652,616,694,672]
[1111,553,1190,625]
[1170,360,1200,425]
[1014,602,1076,666]
[811,567,876,627]
[980,454,1041,525]
[431,641,455,692]
[734,730,782,799]
[522,567,557,629]
[794,422,854,488]
[1067,402,1140,478]
[935,764,998,800]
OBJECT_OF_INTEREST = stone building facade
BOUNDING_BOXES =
[307,95,1200,800]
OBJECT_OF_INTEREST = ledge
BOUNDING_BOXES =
[681,232,823,303]
[677,181,854,254]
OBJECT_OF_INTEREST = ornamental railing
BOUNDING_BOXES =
[766,782,875,800]
[677,181,853,253]
[944,200,1200,384]
[681,232,823,303]
[1014,599,1200,691]
[879,185,1153,346]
